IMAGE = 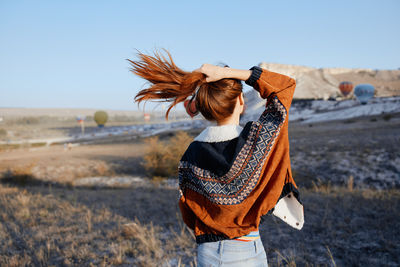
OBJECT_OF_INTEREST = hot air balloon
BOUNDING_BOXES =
[354,84,375,105]
[94,111,108,127]
[339,81,353,97]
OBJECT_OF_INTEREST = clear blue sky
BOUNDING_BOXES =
[1,0,399,111]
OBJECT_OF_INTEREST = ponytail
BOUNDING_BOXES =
[128,49,205,120]
[128,49,243,122]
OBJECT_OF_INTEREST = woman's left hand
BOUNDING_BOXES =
[193,64,227,82]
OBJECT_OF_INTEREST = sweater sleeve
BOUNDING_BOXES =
[245,66,296,111]
[178,194,196,230]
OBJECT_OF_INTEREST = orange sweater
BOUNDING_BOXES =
[178,67,303,243]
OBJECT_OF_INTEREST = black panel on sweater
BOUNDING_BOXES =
[181,122,253,177]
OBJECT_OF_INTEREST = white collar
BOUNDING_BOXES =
[194,124,243,143]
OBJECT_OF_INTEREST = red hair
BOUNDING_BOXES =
[128,49,243,121]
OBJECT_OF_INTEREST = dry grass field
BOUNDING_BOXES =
[1,114,399,266]
[1,181,399,266]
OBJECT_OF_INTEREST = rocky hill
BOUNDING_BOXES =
[242,63,400,123]
[258,62,400,100]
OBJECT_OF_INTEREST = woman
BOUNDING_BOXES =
[129,50,304,267]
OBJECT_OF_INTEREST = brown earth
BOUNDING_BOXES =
[0,116,399,266]
[0,142,147,184]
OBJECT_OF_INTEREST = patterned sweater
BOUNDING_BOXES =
[178,66,304,244]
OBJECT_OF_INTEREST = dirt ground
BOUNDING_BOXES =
[1,114,399,266]
[288,113,400,189]
[1,112,398,189]
[0,142,148,184]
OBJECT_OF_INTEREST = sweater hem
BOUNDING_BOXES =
[196,234,230,244]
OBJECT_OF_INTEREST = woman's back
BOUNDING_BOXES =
[130,50,303,266]
[178,70,302,243]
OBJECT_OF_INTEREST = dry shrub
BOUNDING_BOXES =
[273,249,297,267]
[9,164,35,177]
[122,216,196,266]
[142,136,167,177]
[165,220,196,260]
[15,191,31,219]
[5,253,32,267]
[94,162,111,176]
[86,209,92,233]
[0,186,18,194]
[312,178,332,193]
[347,175,354,192]
[109,242,124,265]
[1,163,40,186]
[122,219,163,265]
[142,131,192,178]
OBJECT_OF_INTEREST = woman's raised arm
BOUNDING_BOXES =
[193,64,251,82]
[194,64,296,111]
[245,66,296,111]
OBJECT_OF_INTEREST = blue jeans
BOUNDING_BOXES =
[196,238,268,267]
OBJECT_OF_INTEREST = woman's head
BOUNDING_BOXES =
[128,50,243,122]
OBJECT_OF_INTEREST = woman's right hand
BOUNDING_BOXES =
[193,64,227,83]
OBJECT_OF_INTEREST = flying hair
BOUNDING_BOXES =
[128,49,243,121]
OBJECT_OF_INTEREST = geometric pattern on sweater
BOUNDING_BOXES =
[178,96,287,205]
